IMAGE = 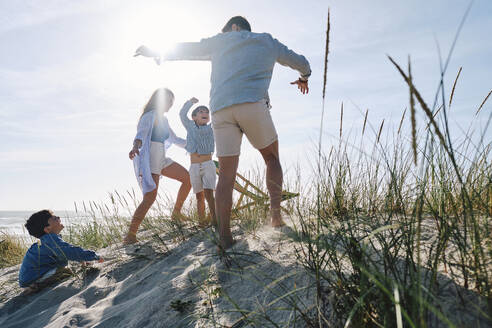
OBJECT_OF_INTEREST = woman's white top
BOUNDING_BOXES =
[133,110,186,195]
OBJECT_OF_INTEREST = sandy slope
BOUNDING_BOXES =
[0,225,315,328]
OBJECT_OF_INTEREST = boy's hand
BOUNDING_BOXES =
[189,97,199,104]
[98,258,104,263]
[290,79,309,94]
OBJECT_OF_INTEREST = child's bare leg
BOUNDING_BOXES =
[124,175,159,244]
[196,191,206,224]
[204,189,217,226]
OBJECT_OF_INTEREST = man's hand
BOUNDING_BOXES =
[189,97,199,104]
[290,79,309,94]
[134,45,159,58]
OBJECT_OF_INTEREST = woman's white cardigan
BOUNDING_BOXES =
[133,110,186,195]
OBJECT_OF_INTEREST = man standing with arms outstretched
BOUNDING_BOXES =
[135,16,311,250]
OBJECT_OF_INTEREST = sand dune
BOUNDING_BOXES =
[0,225,315,328]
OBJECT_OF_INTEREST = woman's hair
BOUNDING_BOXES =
[25,209,53,238]
[141,88,175,117]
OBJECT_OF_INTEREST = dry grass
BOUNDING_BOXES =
[0,231,26,269]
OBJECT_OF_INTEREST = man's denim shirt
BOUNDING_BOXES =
[18,233,99,287]
[164,31,311,113]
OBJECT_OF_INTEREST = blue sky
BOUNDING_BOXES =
[1,0,491,211]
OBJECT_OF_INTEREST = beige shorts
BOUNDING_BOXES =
[212,99,278,157]
[150,141,174,175]
[189,160,216,193]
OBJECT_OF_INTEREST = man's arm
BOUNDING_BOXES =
[135,36,218,63]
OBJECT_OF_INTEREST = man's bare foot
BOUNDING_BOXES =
[271,208,286,227]
[123,233,138,245]
[216,238,236,255]
[271,217,286,227]
[219,234,235,250]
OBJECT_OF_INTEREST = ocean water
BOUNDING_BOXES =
[0,210,84,237]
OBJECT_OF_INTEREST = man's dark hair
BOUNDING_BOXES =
[222,16,251,33]
[191,106,209,117]
[25,209,52,238]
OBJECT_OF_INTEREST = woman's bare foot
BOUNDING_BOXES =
[123,233,138,245]
[171,212,189,222]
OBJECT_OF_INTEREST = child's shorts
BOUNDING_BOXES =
[150,141,175,175]
[189,160,216,193]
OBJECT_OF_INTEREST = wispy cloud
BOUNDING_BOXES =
[0,1,119,34]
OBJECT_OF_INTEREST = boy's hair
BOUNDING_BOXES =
[25,210,53,238]
[222,16,251,33]
[191,106,209,117]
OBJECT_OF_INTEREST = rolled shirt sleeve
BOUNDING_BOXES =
[274,38,311,80]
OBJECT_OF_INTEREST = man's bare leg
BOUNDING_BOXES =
[259,141,285,227]
[215,155,239,249]
[204,189,217,226]
[161,162,192,220]
[123,174,159,244]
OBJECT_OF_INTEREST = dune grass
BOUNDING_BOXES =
[0,231,26,269]
[1,102,490,327]
[279,5,491,326]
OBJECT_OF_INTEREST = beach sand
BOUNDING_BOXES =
[0,224,315,328]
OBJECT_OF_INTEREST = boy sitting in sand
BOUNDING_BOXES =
[19,210,103,293]
[180,97,217,227]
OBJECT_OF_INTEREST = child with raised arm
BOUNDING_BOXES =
[19,210,103,292]
[179,97,217,227]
